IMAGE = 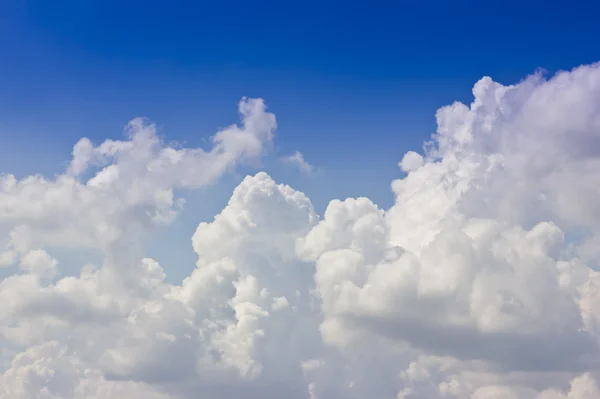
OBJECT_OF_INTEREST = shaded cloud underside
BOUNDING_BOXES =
[2,64,600,398]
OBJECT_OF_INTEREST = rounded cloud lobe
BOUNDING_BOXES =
[2,64,600,398]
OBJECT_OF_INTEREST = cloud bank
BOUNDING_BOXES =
[2,64,600,398]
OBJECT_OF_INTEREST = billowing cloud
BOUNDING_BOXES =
[2,63,600,399]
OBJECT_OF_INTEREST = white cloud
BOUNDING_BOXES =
[3,63,600,398]
[281,151,313,174]
[399,151,424,172]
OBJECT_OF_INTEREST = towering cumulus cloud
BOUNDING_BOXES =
[2,64,600,398]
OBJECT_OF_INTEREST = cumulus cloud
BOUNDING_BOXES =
[2,63,600,399]
[281,151,313,174]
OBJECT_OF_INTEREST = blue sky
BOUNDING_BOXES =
[2,0,600,281]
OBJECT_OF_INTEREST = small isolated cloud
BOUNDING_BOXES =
[4,63,600,398]
[281,151,313,173]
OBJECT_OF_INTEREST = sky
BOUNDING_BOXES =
[2,0,599,205]
[2,1,600,399]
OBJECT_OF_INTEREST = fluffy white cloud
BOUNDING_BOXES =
[0,342,169,399]
[2,63,600,399]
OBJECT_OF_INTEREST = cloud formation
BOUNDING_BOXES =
[2,63,600,398]
[281,151,313,174]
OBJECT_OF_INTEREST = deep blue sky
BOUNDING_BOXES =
[2,1,599,201]
[1,0,599,280]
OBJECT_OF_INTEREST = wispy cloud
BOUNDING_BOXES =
[281,151,313,174]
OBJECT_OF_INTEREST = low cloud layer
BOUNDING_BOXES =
[2,64,600,398]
